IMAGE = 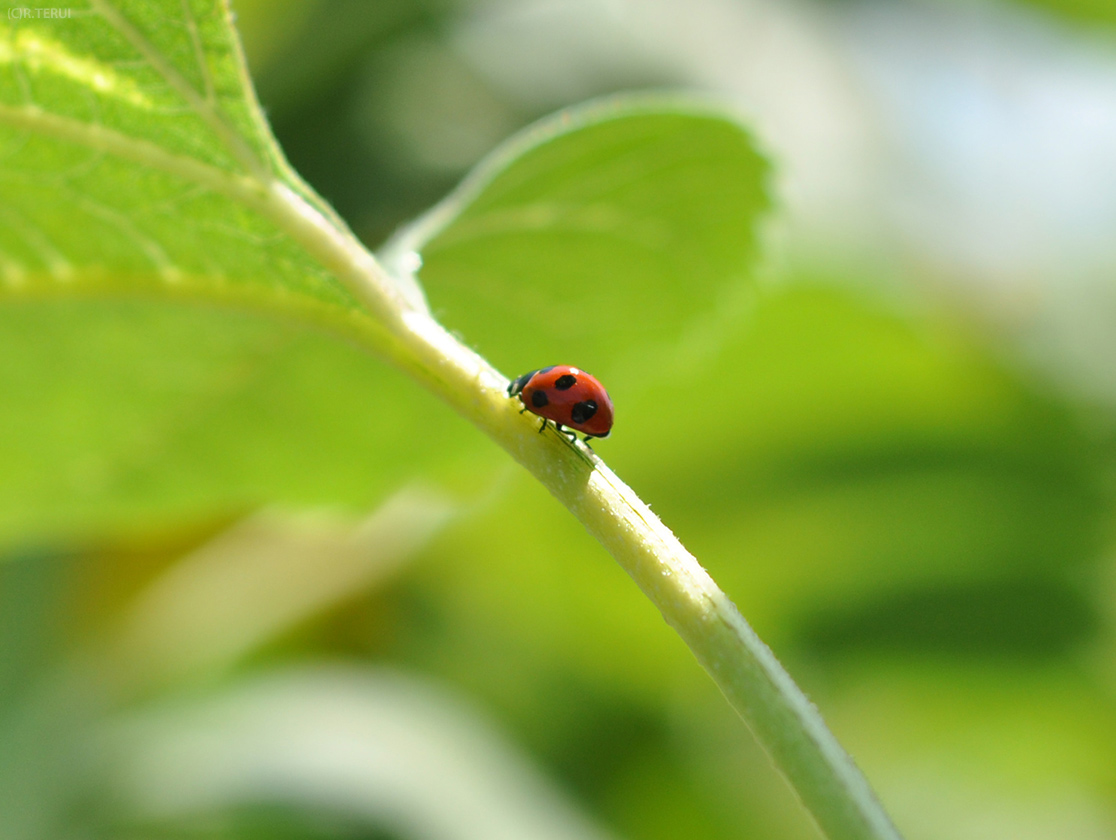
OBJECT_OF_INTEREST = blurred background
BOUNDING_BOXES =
[4,0,1116,838]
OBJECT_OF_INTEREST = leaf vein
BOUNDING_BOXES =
[88,0,265,178]
[0,203,72,278]
[180,0,215,105]
[0,102,269,210]
[60,183,180,281]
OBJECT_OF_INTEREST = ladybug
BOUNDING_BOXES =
[507,365,614,441]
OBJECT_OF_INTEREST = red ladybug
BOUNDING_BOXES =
[507,365,614,440]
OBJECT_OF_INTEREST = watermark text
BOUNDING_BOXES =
[8,7,73,19]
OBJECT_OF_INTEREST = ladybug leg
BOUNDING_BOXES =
[538,418,547,434]
[557,424,577,443]
[519,406,528,415]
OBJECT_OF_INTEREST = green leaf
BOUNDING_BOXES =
[0,298,481,542]
[387,96,771,379]
[0,1,461,544]
[0,0,354,314]
[0,9,772,547]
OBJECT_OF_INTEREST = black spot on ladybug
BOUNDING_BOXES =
[571,399,597,424]
[531,390,549,408]
[554,374,577,390]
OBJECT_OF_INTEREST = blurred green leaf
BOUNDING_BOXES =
[1015,0,1116,29]
[605,283,1105,632]
[0,551,105,840]
[825,659,1116,837]
[102,668,623,840]
[392,96,770,378]
[0,299,478,543]
[799,575,1101,660]
[108,487,454,692]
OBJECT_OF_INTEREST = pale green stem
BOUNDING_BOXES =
[262,184,905,840]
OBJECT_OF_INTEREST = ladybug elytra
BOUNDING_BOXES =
[507,365,614,441]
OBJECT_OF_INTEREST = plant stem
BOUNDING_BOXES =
[266,183,904,840]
